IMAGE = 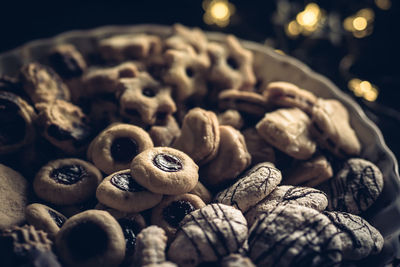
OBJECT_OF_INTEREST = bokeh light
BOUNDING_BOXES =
[203,0,235,27]
[348,78,379,102]
[343,8,374,38]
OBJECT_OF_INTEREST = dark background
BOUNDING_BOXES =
[1,0,399,160]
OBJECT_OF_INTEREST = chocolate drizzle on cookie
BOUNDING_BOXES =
[50,164,87,185]
[153,154,183,172]
[110,172,145,192]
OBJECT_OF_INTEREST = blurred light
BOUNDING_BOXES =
[375,0,391,10]
[274,49,285,55]
[203,0,235,27]
[343,9,374,38]
[286,20,302,38]
[348,78,379,102]
[296,3,322,32]
[353,17,367,31]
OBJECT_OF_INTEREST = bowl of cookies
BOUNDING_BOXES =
[0,24,399,266]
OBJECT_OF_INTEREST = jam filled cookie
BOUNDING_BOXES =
[217,109,244,130]
[172,108,220,165]
[55,209,125,267]
[25,203,67,238]
[256,107,316,160]
[0,91,36,155]
[48,44,87,79]
[87,123,154,174]
[130,147,199,195]
[0,164,29,229]
[242,128,276,165]
[33,158,102,205]
[151,193,206,239]
[133,225,168,266]
[167,203,248,267]
[149,114,181,147]
[218,89,268,116]
[96,169,162,213]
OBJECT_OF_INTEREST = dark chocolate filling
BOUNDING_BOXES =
[48,209,66,228]
[65,221,108,260]
[50,164,87,185]
[110,137,138,162]
[117,218,142,254]
[110,172,145,192]
[162,200,195,228]
[227,57,239,70]
[0,97,26,145]
[47,123,91,146]
[185,67,194,78]
[153,153,183,172]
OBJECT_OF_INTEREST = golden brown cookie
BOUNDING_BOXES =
[189,181,213,204]
[217,109,244,130]
[133,225,168,266]
[218,89,268,116]
[242,128,276,165]
[48,44,87,79]
[149,114,181,147]
[25,203,67,238]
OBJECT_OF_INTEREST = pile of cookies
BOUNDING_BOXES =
[0,24,386,266]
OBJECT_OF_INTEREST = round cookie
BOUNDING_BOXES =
[167,203,248,266]
[248,204,343,267]
[214,162,282,213]
[217,109,244,130]
[130,147,199,195]
[25,203,67,238]
[96,169,162,213]
[33,158,102,205]
[0,164,29,229]
[55,209,125,267]
[88,123,154,174]
[218,89,268,116]
[133,225,168,266]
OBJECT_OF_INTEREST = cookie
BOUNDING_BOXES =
[283,154,333,187]
[33,158,102,205]
[0,164,29,229]
[167,203,248,266]
[172,108,220,165]
[189,181,213,204]
[87,123,154,174]
[208,35,256,91]
[19,62,70,104]
[149,114,181,147]
[263,81,317,114]
[324,211,384,260]
[218,89,268,116]
[96,169,162,213]
[217,109,244,130]
[117,72,176,125]
[242,128,275,165]
[200,125,251,189]
[48,44,87,79]
[310,99,361,158]
[215,162,282,213]
[35,99,92,154]
[25,203,67,238]
[130,147,199,195]
[0,91,37,155]
[221,254,256,267]
[248,204,343,266]
[87,97,122,131]
[256,107,316,160]
[318,158,384,215]
[245,185,328,226]
[151,193,206,239]
[133,225,168,266]
[55,209,125,267]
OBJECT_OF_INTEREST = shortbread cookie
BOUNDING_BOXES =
[131,147,199,195]
[0,164,29,229]
[48,44,87,79]
[310,99,361,158]
[117,73,176,125]
[25,203,67,238]
[149,114,181,147]
[319,158,384,214]
[200,125,251,189]
[215,162,281,213]
[217,109,244,130]
[218,89,268,116]
[189,181,213,204]
[324,211,383,260]
[248,204,343,267]
[87,123,153,174]
[172,108,220,165]
[283,154,333,187]
[33,158,102,205]
[151,193,206,239]
[168,203,248,266]
[221,254,256,267]
[245,185,328,226]
[133,225,168,266]
[55,210,125,267]
[96,169,162,212]
[35,99,91,154]
[0,91,37,155]
[242,128,275,165]
[20,62,71,104]
[256,107,316,160]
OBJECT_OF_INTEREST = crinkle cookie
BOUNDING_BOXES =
[248,204,343,267]
[256,107,316,160]
[131,147,199,195]
[0,164,29,229]
[310,99,361,158]
[0,91,37,155]
[245,185,328,226]
[149,114,181,147]
[242,128,275,165]
[96,169,162,213]
[87,123,153,174]
[25,203,67,238]
[318,158,384,215]
[133,225,168,266]
[55,209,125,267]
[221,254,256,267]
[218,89,268,116]
[324,211,383,260]
[200,125,251,189]
[168,203,248,267]
[33,158,102,205]
[215,162,281,213]
[172,108,220,165]
[217,109,244,130]
[151,193,206,239]
[48,44,87,79]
